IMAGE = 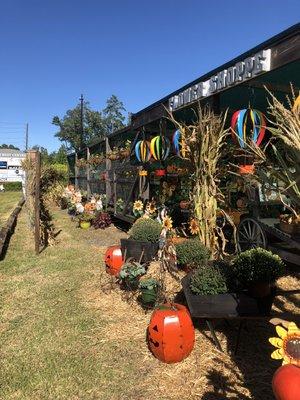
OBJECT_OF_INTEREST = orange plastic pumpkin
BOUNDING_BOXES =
[272,365,300,400]
[147,303,195,363]
[104,246,124,275]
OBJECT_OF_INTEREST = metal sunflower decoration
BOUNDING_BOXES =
[269,322,300,366]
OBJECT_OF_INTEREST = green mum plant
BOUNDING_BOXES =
[175,238,210,269]
[232,247,285,286]
[129,218,162,243]
[190,264,228,295]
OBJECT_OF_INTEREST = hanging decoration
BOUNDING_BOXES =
[231,108,266,148]
[172,128,187,158]
[150,136,170,161]
[135,140,151,163]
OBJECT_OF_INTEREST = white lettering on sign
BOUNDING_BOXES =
[169,49,271,110]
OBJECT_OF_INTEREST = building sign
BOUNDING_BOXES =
[0,161,7,169]
[169,49,271,111]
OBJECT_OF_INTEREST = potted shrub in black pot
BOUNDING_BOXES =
[119,260,146,291]
[121,218,162,262]
[175,238,210,272]
[182,251,284,318]
[232,247,285,308]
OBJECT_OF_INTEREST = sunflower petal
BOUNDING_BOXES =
[276,326,287,339]
[271,349,283,360]
[269,337,283,348]
[282,358,289,365]
[288,322,299,334]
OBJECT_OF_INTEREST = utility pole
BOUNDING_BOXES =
[25,123,29,151]
[80,94,84,150]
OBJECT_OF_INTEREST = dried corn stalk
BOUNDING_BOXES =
[168,104,232,258]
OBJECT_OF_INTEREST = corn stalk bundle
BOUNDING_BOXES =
[247,88,300,220]
[168,105,231,258]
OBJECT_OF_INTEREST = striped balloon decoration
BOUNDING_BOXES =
[231,109,266,148]
[172,129,187,158]
[150,136,170,161]
[135,140,152,163]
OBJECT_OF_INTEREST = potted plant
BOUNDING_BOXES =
[232,247,285,298]
[107,147,120,161]
[121,218,162,262]
[175,238,210,272]
[119,140,131,159]
[119,260,146,290]
[92,212,111,229]
[139,278,160,306]
[77,212,94,229]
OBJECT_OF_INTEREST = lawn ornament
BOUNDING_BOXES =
[104,245,124,276]
[269,322,300,367]
[150,136,170,161]
[231,108,266,174]
[172,128,187,158]
[231,108,266,148]
[135,140,151,163]
[147,303,195,363]
[272,365,300,400]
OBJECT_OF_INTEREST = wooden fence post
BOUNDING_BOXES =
[34,151,41,255]
[86,147,91,196]
[75,152,78,189]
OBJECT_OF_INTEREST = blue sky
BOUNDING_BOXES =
[0,0,299,151]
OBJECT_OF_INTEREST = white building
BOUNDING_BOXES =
[0,148,26,183]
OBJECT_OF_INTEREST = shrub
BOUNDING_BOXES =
[175,238,210,268]
[3,182,22,191]
[92,212,111,229]
[119,261,146,281]
[190,264,228,295]
[129,218,162,243]
[232,247,285,286]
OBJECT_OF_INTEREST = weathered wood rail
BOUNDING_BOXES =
[0,197,25,258]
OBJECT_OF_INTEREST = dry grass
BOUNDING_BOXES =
[0,207,299,399]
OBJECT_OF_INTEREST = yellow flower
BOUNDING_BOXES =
[189,218,199,235]
[133,200,144,212]
[162,216,173,231]
[269,322,300,366]
[146,202,157,215]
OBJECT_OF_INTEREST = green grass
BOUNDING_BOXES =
[0,191,23,227]
[0,208,153,400]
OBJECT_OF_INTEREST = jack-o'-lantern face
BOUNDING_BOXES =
[147,303,195,364]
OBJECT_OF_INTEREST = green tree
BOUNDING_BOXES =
[53,144,68,164]
[103,95,126,134]
[52,101,105,151]
[0,144,20,150]
[31,145,51,164]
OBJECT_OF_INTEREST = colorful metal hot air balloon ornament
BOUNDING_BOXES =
[135,139,151,163]
[231,108,266,148]
[231,108,266,174]
[172,128,187,158]
[150,135,170,161]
